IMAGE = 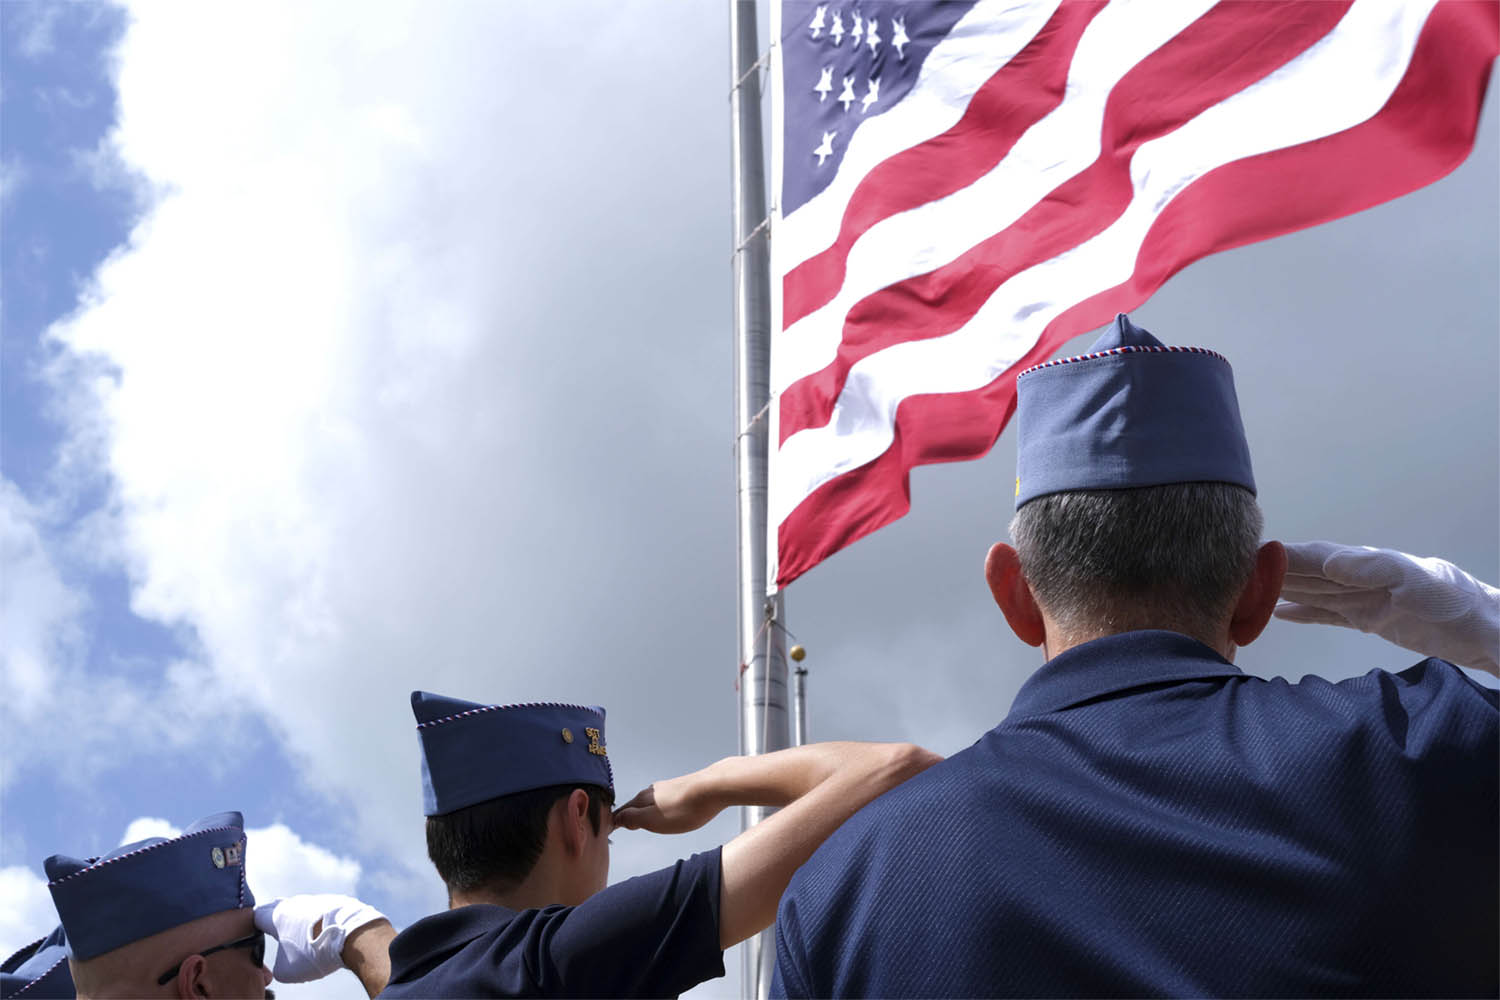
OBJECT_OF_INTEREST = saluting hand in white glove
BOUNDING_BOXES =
[1274,541,1499,675]
[253,893,388,983]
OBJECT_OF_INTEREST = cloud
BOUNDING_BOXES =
[0,479,85,716]
[0,865,57,965]
[0,156,26,210]
[117,816,360,900]
[0,488,239,793]
[246,823,362,901]
[42,0,736,888]
[13,4,64,60]
[0,477,262,796]
[116,816,180,844]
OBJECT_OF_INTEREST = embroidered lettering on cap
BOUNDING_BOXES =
[224,841,243,867]
[411,692,615,817]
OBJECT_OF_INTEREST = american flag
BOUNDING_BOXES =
[767,0,1498,589]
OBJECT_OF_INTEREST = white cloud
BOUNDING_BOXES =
[0,156,26,209]
[43,0,735,887]
[0,480,84,716]
[0,482,252,791]
[114,817,360,900]
[117,816,180,844]
[0,865,57,965]
[245,823,361,901]
[14,4,64,60]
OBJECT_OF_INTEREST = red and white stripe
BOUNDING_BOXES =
[769,0,1497,588]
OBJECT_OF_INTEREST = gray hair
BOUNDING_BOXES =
[1008,482,1263,645]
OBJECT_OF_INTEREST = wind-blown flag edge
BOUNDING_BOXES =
[768,0,1498,591]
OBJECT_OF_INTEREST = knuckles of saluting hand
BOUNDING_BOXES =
[1275,541,1500,673]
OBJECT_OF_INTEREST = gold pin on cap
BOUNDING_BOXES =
[561,728,574,744]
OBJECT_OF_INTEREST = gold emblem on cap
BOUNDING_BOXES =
[211,846,226,869]
[585,727,607,756]
[1015,477,1021,498]
[561,728,574,744]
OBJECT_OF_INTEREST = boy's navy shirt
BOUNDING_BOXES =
[773,631,1499,998]
[381,848,723,998]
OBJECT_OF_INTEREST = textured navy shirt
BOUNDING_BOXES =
[382,848,723,998]
[773,631,1498,998]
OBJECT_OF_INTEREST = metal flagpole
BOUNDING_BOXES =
[730,1,789,997]
[791,663,807,747]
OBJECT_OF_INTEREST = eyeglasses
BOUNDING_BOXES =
[156,930,266,986]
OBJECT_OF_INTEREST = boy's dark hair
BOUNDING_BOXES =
[426,782,614,894]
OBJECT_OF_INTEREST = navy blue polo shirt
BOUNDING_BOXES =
[381,847,724,997]
[772,631,1499,998]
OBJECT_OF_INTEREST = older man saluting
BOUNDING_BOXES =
[46,811,394,998]
[772,314,1498,998]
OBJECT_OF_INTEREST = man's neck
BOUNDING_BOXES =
[1043,621,1234,662]
[449,875,566,912]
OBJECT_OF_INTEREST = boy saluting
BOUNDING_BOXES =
[379,692,939,997]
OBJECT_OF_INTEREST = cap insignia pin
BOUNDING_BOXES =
[211,847,226,869]
[561,728,574,744]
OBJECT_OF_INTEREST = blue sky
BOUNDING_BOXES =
[0,4,1494,999]
[1,7,387,994]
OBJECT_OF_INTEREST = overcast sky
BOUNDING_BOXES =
[1,4,1494,998]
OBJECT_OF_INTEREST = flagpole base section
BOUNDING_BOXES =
[737,598,790,1000]
[731,0,784,996]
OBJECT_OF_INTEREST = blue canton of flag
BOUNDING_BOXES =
[781,2,976,215]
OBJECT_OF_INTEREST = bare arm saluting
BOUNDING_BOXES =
[613,741,942,949]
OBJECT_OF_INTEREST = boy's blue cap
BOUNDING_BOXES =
[45,812,253,961]
[0,926,72,999]
[412,691,614,817]
[1014,313,1255,507]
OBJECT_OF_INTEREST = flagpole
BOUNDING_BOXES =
[791,664,807,746]
[731,1,789,997]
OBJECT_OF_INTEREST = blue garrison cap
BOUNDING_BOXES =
[1014,313,1255,507]
[45,812,253,962]
[0,926,72,999]
[413,691,614,816]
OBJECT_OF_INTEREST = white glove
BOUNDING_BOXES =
[1274,540,1499,674]
[253,893,387,983]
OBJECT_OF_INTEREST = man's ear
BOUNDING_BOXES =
[985,543,1045,647]
[1228,540,1287,648]
[174,956,206,998]
[556,788,592,859]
